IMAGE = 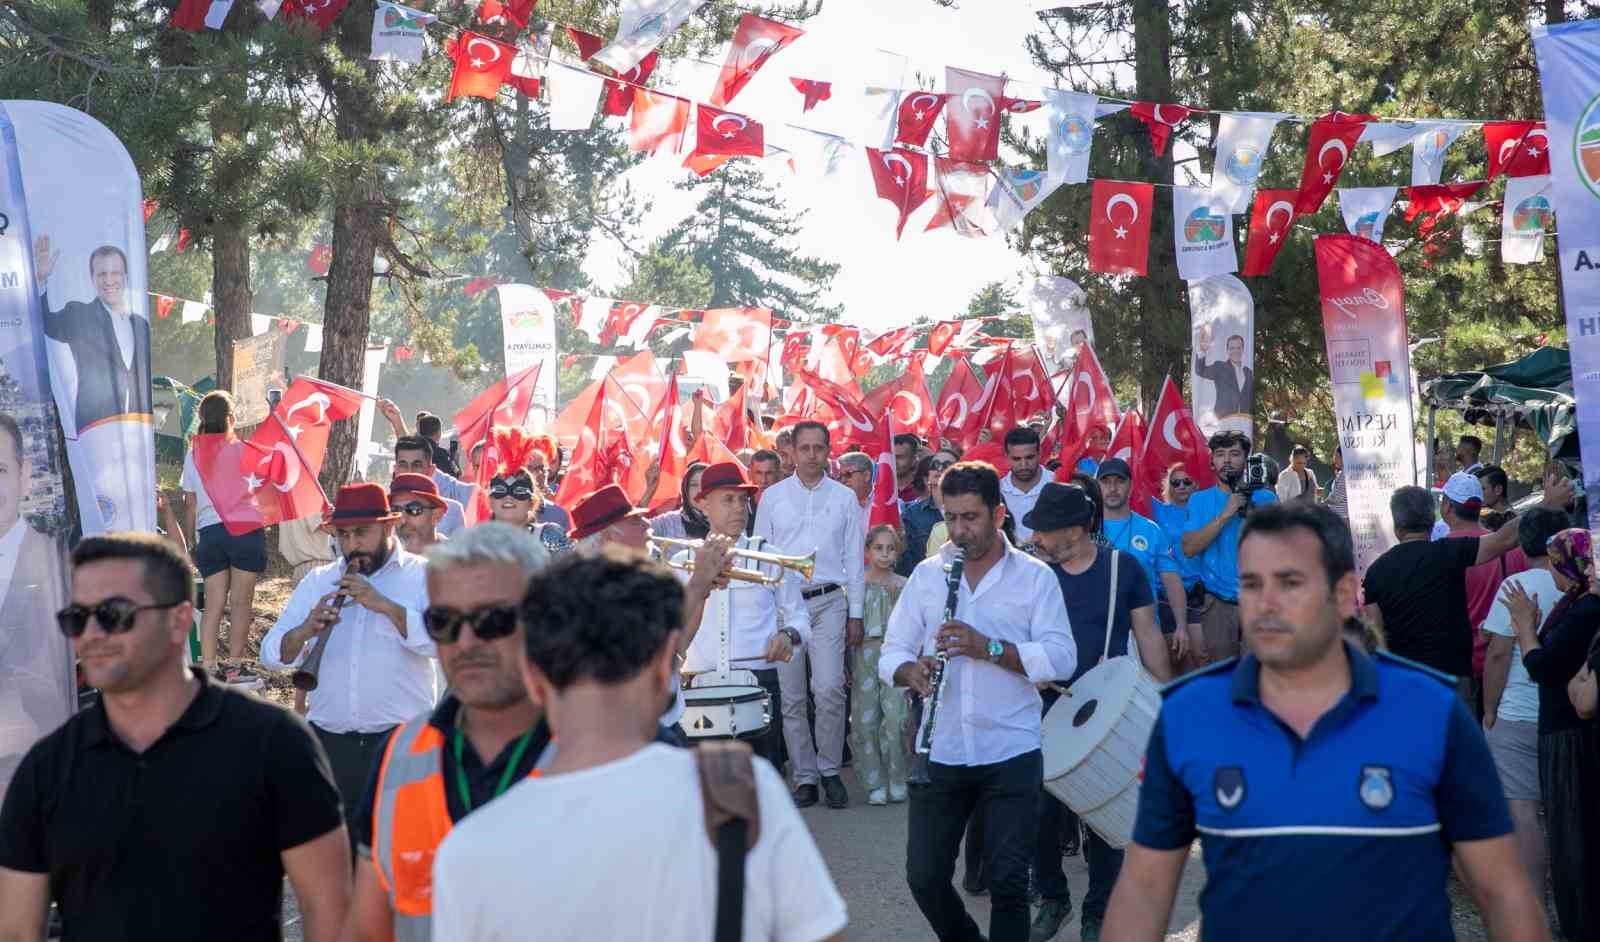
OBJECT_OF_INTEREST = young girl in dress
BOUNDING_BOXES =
[853,524,911,805]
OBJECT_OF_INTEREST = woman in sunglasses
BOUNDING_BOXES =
[900,449,958,575]
[485,429,573,556]
[1151,462,1208,667]
[914,448,962,562]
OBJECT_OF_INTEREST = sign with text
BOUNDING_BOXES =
[230,330,288,428]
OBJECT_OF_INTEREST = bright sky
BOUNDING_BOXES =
[582,0,1065,333]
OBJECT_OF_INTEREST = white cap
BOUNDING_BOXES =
[1441,471,1484,508]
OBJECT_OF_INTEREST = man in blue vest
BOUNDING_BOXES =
[1103,502,1548,941]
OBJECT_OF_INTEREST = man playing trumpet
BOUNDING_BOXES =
[671,461,811,769]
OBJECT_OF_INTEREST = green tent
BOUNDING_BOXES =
[1419,347,1577,462]
[153,375,214,465]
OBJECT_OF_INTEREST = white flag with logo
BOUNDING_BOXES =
[1358,121,1465,186]
[593,0,710,73]
[988,168,1064,232]
[1173,186,1237,281]
[1210,113,1282,213]
[371,2,435,64]
[1044,89,1098,185]
[546,61,605,130]
[1501,174,1554,264]
[497,284,560,412]
[1338,187,1398,242]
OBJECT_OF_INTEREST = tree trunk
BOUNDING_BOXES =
[208,107,253,392]
[1131,0,1183,410]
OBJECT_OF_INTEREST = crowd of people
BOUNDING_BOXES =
[0,385,1597,942]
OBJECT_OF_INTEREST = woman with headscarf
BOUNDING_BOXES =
[645,463,710,541]
[1501,528,1600,941]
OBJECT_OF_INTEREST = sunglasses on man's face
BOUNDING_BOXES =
[488,482,535,501]
[56,597,182,638]
[423,605,520,644]
[1170,477,1195,488]
[930,460,956,471]
[394,501,432,517]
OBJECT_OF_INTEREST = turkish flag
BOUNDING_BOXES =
[477,0,533,28]
[281,0,349,31]
[1294,111,1373,214]
[453,362,544,466]
[1484,122,1550,179]
[790,78,832,112]
[927,320,963,357]
[1009,345,1057,420]
[945,67,1006,162]
[1057,343,1119,465]
[1129,102,1194,157]
[687,425,745,469]
[926,159,994,237]
[266,377,365,470]
[555,378,638,508]
[713,385,755,452]
[693,105,765,157]
[1242,188,1298,276]
[805,332,858,388]
[216,377,363,534]
[189,435,266,535]
[1104,410,1151,511]
[799,369,879,453]
[934,357,986,448]
[627,372,689,510]
[966,349,1018,450]
[630,90,691,155]
[307,243,333,276]
[1088,180,1154,276]
[447,32,515,102]
[866,325,918,360]
[565,26,606,61]
[863,355,936,443]
[866,147,931,239]
[694,307,772,363]
[171,0,210,31]
[601,301,655,346]
[780,330,810,372]
[154,295,177,320]
[602,52,659,116]
[868,409,902,531]
[1403,182,1485,239]
[710,14,804,107]
[1139,375,1216,497]
[553,351,659,448]
[895,92,949,147]
[1002,97,1041,114]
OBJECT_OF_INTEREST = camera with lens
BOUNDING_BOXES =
[1226,453,1279,517]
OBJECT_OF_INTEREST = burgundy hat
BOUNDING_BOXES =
[327,482,401,526]
[568,484,648,541]
[389,473,447,510]
[697,461,759,500]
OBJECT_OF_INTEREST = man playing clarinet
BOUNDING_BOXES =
[881,462,1076,942]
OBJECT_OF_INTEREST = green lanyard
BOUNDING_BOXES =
[452,727,535,814]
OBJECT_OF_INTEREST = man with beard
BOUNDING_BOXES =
[388,434,467,537]
[346,523,551,942]
[389,473,448,556]
[1104,504,1546,942]
[262,484,438,829]
[1181,431,1278,664]
[1000,427,1047,546]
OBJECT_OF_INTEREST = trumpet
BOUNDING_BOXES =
[647,535,816,585]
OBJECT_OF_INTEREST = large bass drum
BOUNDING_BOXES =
[679,670,771,742]
[1040,657,1162,848]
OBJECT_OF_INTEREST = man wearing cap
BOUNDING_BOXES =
[262,484,437,828]
[390,473,449,556]
[1096,459,1191,663]
[1026,482,1169,941]
[679,462,810,769]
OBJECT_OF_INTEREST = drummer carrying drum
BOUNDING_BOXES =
[675,461,810,768]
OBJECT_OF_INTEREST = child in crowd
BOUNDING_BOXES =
[853,525,911,805]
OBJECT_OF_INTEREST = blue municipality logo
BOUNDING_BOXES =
[1213,766,1246,810]
[1358,765,1394,810]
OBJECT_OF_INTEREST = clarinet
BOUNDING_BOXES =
[910,548,965,784]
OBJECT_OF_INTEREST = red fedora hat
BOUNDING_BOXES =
[327,482,401,526]
[568,484,649,541]
[697,461,758,501]
[388,472,447,510]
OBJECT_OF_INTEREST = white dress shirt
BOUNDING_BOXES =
[880,541,1076,767]
[111,312,134,370]
[754,474,866,618]
[1001,472,1047,543]
[678,535,813,674]
[432,468,477,507]
[261,544,437,733]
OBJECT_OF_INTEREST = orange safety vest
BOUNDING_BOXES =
[370,712,549,942]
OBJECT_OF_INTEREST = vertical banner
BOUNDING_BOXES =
[1315,234,1417,576]
[1023,275,1093,372]
[354,344,386,477]
[0,107,75,800]
[229,330,289,427]
[1187,273,1255,440]
[1534,21,1600,552]
[5,101,154,536]
[497,283,559,423]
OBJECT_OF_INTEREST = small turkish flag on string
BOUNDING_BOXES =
[1294,111,1373,214]
[866,325,918,360]
[1403,182,1485,239]
[895,92,949,147]
[175,229,192,253]
[1484,122,1551,179]
[1129,102,1194,157]
[790,78,832,112]
[1002,97,1042,114]
[565,26,605,61]
[866,146,931,239]
[602,51,658,116]
[935,357,986,447]
[477,0,533,28]
[630,90,690,155]
[281,0,350,32]
[694,307,773,363]
[307,243,332,276]
[868,409,902,530]
[710,14,804,107]
[945,67,1006,162]
[693,105,765,157]
[447,32,515,101]
[1242,188,1298,276]
[927,320,960,357]
[154,295,177,320]
[143,199,160,223]
[1088,180,1154,276]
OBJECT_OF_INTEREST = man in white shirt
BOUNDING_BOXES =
[754,421,864,809]
[261,483,437,829]
[678,462,811,767]
[1000,427,1047,546]
[432,551,848,942]
[1275,445,1321,504]
[388,432,468,536]
[881,461,1076,942]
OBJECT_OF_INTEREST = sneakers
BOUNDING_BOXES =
[888,782,908,803]
[792,784,819,808]
[225,663,260,685]
[867,788,888,806]
[1029,898,1073,942]
[821,775,849,809]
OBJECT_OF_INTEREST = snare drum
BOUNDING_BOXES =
[1040,657,1162,848]
[679,671,772,741]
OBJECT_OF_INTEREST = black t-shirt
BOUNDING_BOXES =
[1523,593,1600,734]
[0,670,342,942]
[1051,547,1154,686]
[1362,537,1480,677]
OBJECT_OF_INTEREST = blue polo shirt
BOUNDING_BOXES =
[1134,643,1512,941]
[1181,486,1277,601]
[1149,499,1201,590]
[1099,511,1177,607]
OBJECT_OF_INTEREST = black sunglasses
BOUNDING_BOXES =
[488,483,535,501]
[930,459,956,471]
[57,597,183,638]
[394,501,432,517]
[1169,477,1195,487]
[423,605,520,644]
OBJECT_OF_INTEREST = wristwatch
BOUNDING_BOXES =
[781,627,802,647]
[986,638,1004,663]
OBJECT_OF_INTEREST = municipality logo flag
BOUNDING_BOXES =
[1338,186,1399,244]
[1209,113,1283,214]
[371,1,436,64]
[1174,186,1238,281]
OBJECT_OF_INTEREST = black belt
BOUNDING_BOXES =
[1212,595,1239,606]
[801,583,842,600]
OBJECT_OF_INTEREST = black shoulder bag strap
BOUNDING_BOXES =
[696,740,761,942]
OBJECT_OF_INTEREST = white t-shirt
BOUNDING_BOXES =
[1481,567,1553,724]
[179,451,221,531]
[433,743,848,942]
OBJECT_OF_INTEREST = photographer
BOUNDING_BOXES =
[1180,431,1278,666]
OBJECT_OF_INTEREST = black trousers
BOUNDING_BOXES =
[682,669,785,769]
[1034,688,1124,922]
[907,750,1041,942]
[1539,724,1600,942]
[312,724,396,827]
